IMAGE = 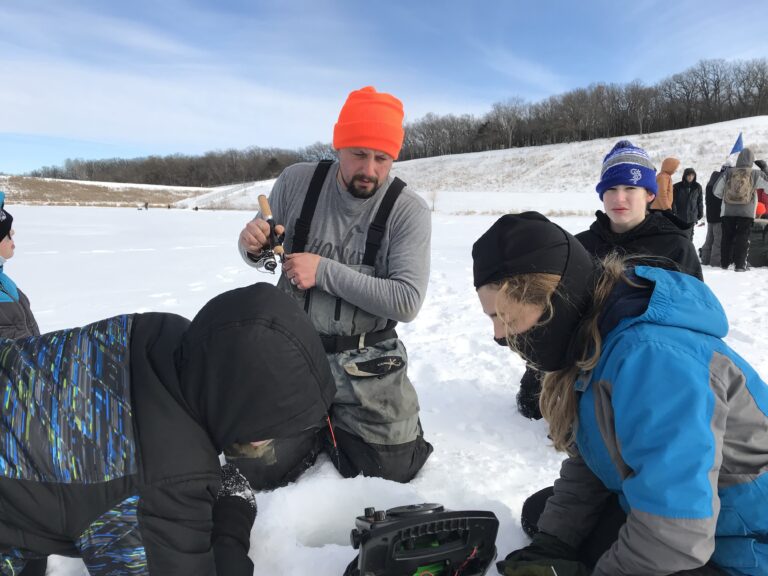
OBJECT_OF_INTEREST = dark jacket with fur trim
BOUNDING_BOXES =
[0,283,334,574]
[575,210,703,280]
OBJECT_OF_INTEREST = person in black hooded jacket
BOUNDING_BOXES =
[0,282,335,575]
[672,167,704,240]
[576,210,703,279]
[700,167,726,266]
[577,145,702,280]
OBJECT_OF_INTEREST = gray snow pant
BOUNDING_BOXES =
[700,222,722,267]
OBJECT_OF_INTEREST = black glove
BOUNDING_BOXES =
[342,556,360,576]
[212,463,258,547]
[517,367,543,420]
[497,533,590,576]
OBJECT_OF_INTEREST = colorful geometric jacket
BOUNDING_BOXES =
[0,283,335,575]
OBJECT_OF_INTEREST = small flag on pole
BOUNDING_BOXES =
[730,132,744,155]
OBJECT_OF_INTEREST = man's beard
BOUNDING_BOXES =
[346,174,380,199]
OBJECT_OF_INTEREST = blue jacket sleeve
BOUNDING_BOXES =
[593,339,721,575]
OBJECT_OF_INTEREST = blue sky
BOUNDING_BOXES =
[2,0,767,175]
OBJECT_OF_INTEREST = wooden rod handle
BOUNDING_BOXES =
[258,195,273,219]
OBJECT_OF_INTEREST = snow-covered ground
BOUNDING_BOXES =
[6,204,766,576]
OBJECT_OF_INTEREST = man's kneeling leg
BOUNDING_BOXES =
[324,425,432,483]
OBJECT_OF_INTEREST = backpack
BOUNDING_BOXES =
[723,168,755,205]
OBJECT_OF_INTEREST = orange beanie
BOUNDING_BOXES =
[333,86,404,159]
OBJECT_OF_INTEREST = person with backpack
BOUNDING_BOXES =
[0,283,335,575]
[714,147,768,271]
[473,212,766,576]
[700,167,726,267]
[236,86,432,488]
[672,167,704,240]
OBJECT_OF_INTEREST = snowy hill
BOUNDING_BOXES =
[183,116,768,215]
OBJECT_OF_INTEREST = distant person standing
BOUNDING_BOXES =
[650,156,679,212]
[672,168,703,240]
[714,147,768,271]
[700,167,726,267]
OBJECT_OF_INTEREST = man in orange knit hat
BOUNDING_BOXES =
[236,86,432,487]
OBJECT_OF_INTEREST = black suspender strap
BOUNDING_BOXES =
[291,166,407,331]
[362,177,406,267]
[291,160,333,254]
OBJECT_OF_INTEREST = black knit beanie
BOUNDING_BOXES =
[473,212,578,287]
[471,212,598,371]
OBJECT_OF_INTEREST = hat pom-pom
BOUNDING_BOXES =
[612,140,634,151]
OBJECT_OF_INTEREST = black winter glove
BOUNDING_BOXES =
[212,463,258,547]
[517,367,543,420]
[497,533,590,576]
[342,556,360,576]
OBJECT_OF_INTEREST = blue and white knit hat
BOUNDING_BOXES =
[596,140,657,199]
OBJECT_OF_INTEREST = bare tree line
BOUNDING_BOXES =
[28,58,768,186]
[400,58,768,159]
[27,143,336,187]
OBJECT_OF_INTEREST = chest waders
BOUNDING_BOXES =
[290,161,428,471]
[291,160,406,354]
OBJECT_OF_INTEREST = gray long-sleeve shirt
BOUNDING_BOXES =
[239,161,431,334]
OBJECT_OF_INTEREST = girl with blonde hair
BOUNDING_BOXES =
[473,212,766,576]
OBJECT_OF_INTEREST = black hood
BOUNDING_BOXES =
[682,167,697,183]
[175,283,335,452]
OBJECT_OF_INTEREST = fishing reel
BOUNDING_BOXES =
[253,194,285,274]
[345,503,499,576]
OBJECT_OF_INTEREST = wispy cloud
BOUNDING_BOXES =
[0,58,341,150]
[473,44,568,98]
[608,1,768,83]
[0,3,203,64]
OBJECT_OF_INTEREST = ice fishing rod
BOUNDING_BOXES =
[254,194,284,273]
